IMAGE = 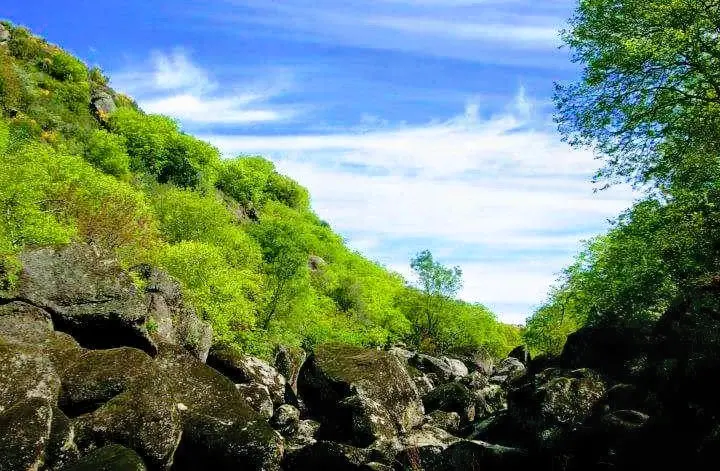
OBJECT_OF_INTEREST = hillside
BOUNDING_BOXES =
[0,21,520,360]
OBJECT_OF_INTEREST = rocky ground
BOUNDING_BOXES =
[1,243,719,470]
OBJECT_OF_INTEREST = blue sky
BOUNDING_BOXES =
[3,0,635,324]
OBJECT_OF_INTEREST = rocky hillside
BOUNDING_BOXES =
[2,243,718,470]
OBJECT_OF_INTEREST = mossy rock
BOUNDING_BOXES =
[283,441,370,471]
[156,345,283,470]
[298,344,424,446]
[60,347,156,415]
[46,405,80,471]
[433,440,529,471]
[0,397,53,471]
[209,345,287,406]
[73,377,182,470]
[61,444,147,471]
[0,300,54,343]
[0,342,60,412]
[423,382,476,425]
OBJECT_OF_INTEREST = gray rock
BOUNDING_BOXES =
[388,346,414,362]
[90,88,116,118]
[0,397,54,471]
[490,357,526,385]
[61,444,147,471]
[287,419,321,451]
[423,382,476,424]
[461,370,489,390]
[440,356,469,378]
[46,406,79,471]
[275,345,306,395]
[537,369,606,425]
[0,342,60,413]
[0,24,9,44]
[435,440,529,471]
[209,345,287,406]
[156,345,283,470]
[473,384,507,419]
[284,441,370,471]
[271,404,300,435]
[410,354,460,383]
[507,345,531,366]
[413,373,435,396]
[237,383,274,419]
[428,410,462,435]
[600,409,649,434]
[395,424,460,471]
[298,343,424,446]
[73,379,182,470]
[59,347,155,414]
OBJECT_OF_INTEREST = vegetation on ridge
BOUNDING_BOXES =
[0,21,520,359]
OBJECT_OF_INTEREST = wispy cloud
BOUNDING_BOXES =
[112,49,299,126]
[198,90,636,323]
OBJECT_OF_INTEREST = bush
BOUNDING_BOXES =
[84,129,130,177]
[216,156,274,207]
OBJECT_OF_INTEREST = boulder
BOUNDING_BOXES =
[428,410,462,435]
[388,346,415,363]
[46,406,79,470]
[287,419,322,451]
[413,373,435,396]
[440,356,469,378]
[537,369,606,425]
[137,266,212,361]
[271,404,301,436]
[435,440,529,471]
[237,383,274,419]
[209,345,287,406]
[560,326,648,378]
[409,354,461,382]
[156,345,283,470]
[490,357,526,386]
[423,382,476,424]
[73,379,182,470]
[395,425,460,471]
[90,88,116,118]
[275,345,306,395]
[0,23,10,44]
[600,409,649,435]
[284,441,370,471]
[473,384,507,419]
[507,345,531,366]
[59,347,155,415]
[461,370,489,391]
[0,300,54,343]
[0,342,60,413]
[0,397,54,471]
[61,444,147,471]
[298,343,424,446]
[18,245,155,353]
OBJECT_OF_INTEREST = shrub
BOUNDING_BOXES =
[84,129,131,177]
[217,156,274,207]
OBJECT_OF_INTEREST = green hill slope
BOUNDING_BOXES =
[0,21,519,358]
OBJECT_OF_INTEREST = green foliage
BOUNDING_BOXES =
[217,156,275,207]
[0,23,519,361]
[109,107,220,189]
[84,129,131,177]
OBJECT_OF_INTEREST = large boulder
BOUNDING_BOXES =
[423,382,476,425]
[90,88,117,118]
[284,441,370,471]
[394,425,460,471]
[61,444,147,471]
[272,404,301,436]
[0,397,54,471]
[236,383,274,419]
[275,345,306,395]
[507,345,531,366]
[59,347,155,415]
[298,344,424,446]
[0,23,10,44]
[209,345,287,406]
[0,342,60,413]
[490,357,526,386]
[73,378,182,470]
[156,345,283,470]
[409,354,464,383]
[433,440,529,471]
[560,327,648,378]
[16,245,212,360]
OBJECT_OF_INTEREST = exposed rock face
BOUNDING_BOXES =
[299,344,424,446]
[0,342,61,413]
[0,23,10,43]
[275,345,307,395]
[0,397,54,471]
[90,88,116,118]
[489,357,526,386]
[62,444,146,471]
[16,245,212,360]
[423,382,476,425]
[209,344,287,406]
[272,404,301,436]
[410,353,465,382]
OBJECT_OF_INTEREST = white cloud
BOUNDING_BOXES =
[365,16,560,46]
[199,93,636,323]
[112,50,297,126]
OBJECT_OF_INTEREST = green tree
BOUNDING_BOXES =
[409,250,462,345]
[555,0,720,190]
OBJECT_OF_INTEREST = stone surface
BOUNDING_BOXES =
[62,444,147,471]
[298,343,424,446]
[0,23,10,43]
[237,382,274,419]
[284,441,370,471]
[490,357,526,386]
[409,354,461,383]
[435,440,529,471]
[507,345,531,366]
[90,88,116,118]
[275,345,306,395]
[272,404,301,436]
[423,382,476,424]
[395,424,460,471]
[46,406,79,471]
[59,347,155,415]
[428,410,462,435]
[209,345,287,406]
[0,397,53,471]
[0,342,60,413]
[287,419,322,451]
